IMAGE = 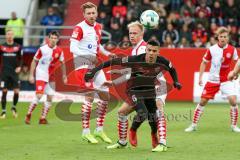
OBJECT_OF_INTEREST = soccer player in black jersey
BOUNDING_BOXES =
[0,29,22,119]
[85,40,182,152]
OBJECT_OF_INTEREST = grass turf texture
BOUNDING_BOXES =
[1,102,240,160]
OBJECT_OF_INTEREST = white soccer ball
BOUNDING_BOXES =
[140,10,159,29]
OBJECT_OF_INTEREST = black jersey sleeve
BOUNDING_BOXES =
[84,57,123,81]
[16,45,23,67]
[157,56,179,83]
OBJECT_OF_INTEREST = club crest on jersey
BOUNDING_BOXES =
[226,53,231,59]
[88,44,93,49]
[55,53,59,58]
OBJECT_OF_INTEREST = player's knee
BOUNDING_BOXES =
[156,99,164,110]
[36,94,43,100]
[228,96,237,106]
[200,98,208,106]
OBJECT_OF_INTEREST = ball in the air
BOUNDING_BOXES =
[140,10,159,29]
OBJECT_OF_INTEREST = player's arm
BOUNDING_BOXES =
[15,46,23,73]
[59,51,67,83]
[157,56,182,90]
[99,44,117,58]
[228,59,240,80]
[84,57,123,81]
[200,49,211,85]
[29,49,41,83]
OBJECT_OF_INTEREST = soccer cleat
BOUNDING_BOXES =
[231,125,240,133]
[106,141,128,149]
[39,118,48,125]
[94,130,112,144]
[11,108,18,118]
[25,114,31,124]
[151,133,158,148]
[129,128,137,147]
[0,112,6,119]
[185,124,197,132]
[82,133,98,144]
[152,144,167,152]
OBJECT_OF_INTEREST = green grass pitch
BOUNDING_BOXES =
[1,102,240,160]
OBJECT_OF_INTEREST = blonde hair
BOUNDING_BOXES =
[215,27,229,36]
[81,2,97,12]
[127,21,144,32]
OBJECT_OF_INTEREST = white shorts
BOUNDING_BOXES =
[220,81,237,97]
[93,69,109,92]
[155,76,167,105]
[36,80,55,96]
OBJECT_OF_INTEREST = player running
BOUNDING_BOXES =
[69,2,115,144]
[25,31,66,124]
[0,29,22,119]
[85,40,182,152]
[185,27,240,132]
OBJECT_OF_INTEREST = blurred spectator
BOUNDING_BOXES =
[98,0,112,15]
[97,11,111,30]
[170,0,183,12]
[109,22,123,43]
[195,1,211,18]
[179,24,192,43]
[47,0,66,17]
[156,0,170,7]
[144,28,162,42]
[111,12,125,27]
[19,64,34,90]
[40,7,63,35]
[127,0,141,20]
[195,10,209,29]
[210,1,223,26]
[119,35,131,49]
[237,28,240,47]
[162,23,179,44]
[192,23,208,44]
[193,37,205,48]
[209,22,218,36]
[155,4,167,31]
[205,36,216,48]
[163,35,175,48]
[166,12,181,29]
[140,0,153,12]
[180,0,195,17]
[112,0,127,18]
[223,0,239,26]
[178,37,190,48]
[180,12,195,30]
[5,12,24,45]
[228,25,238,46]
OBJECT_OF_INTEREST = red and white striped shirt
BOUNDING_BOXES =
[34,44,64,82]
[131,39,147,56]
[203,44,238,83]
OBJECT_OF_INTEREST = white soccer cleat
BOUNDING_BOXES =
[185,124,197,132]
[231,125,240,133]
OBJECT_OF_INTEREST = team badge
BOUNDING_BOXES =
[226,53,231,59]
[55,53,59,58]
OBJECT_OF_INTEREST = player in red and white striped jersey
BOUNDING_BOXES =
[185,27,240,132]
[69,2,115,144]
[25,31,66,125]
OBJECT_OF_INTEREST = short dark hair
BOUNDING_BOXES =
[147,39,160,47]
[49,31,60,38]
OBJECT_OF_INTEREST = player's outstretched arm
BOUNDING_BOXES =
[228,59,240,80]
[84,58,122,81]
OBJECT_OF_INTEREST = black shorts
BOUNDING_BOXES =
[0,72,20,89]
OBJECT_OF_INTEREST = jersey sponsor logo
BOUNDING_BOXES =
[88,44,93,49]
[3,53,16,56]
[13,47,19,51]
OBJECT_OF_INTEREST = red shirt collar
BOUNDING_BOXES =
[85,20,95,26]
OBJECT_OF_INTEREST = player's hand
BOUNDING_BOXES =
[103,80,113,87]
[199,78,203,86]
[173,82,182,90]
[84,71,94,82]
[228,71,238,80]
[29,75,35,84]
[15,67,21,73]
